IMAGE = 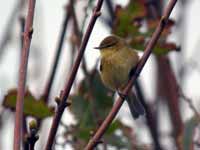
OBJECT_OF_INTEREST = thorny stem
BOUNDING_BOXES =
[14,0,36,150]
[84,0,177,149]
[44,0,104,150]
[42,1,73,103]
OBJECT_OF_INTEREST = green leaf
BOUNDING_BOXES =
[3,89,54,119]
[68,72,115,141]
[113,1,178,56]
[69,71,113,122]
[113,0,146,37]
[127,0,146,18]
[69,71,131,144]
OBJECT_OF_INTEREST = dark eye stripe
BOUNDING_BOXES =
[98,35,119,49]
[99,41,117,49]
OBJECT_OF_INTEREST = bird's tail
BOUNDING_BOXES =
[126,91,145,119]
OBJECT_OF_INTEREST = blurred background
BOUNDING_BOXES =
[1,0,200,149]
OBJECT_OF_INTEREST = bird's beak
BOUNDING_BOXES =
[93,46,101,50]
[94,45,108,50]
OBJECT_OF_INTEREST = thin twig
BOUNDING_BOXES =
[140,1,163,149]
[105,0,115,26]
[179,88,200,121]
[80,0,94,34]
[19,16,29,150]
[71,3,89,76]
[45,1,104,150]
[14,0,36,150]
[0,0,26,60]
[84,0,177,149]
[42,1,73,103]
[135,81,162,150]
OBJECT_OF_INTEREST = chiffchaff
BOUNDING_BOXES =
[94,35,145,119]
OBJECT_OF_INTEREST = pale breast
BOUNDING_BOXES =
[100,55,130,91]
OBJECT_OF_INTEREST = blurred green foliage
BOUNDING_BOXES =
[67,71,135,149]
[112,0,178,55]
[3,89,54,119]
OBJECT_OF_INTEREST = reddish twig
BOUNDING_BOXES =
[157,56,184,150]
[14,0,36,150]
[44,1,104,150]
[19,16,29,150]
[135,81,162,150]
[142,1,163,149]
[84,0,177,149]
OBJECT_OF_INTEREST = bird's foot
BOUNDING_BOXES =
[117,91,128,100]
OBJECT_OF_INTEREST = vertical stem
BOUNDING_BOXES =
[105,0,115,25]
[20,16,29,150]
[157,56,184,150]
[135,80,162,150]
[14,0,36,150]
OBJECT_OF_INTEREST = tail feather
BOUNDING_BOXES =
[126,99,140,119]
[126,92,145,119]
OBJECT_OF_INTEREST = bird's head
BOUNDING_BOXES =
[94,35,125,53]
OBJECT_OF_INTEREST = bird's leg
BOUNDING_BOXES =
[129,62,139,79]
[117,90,128,100]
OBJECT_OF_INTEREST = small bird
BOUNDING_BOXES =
[94,35,145,119]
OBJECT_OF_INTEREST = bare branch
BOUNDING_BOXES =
[14,0,36,150]
[157,56,184,150]
[44,0,104,149]
[179,88,200,121]
[135,81,162,150]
